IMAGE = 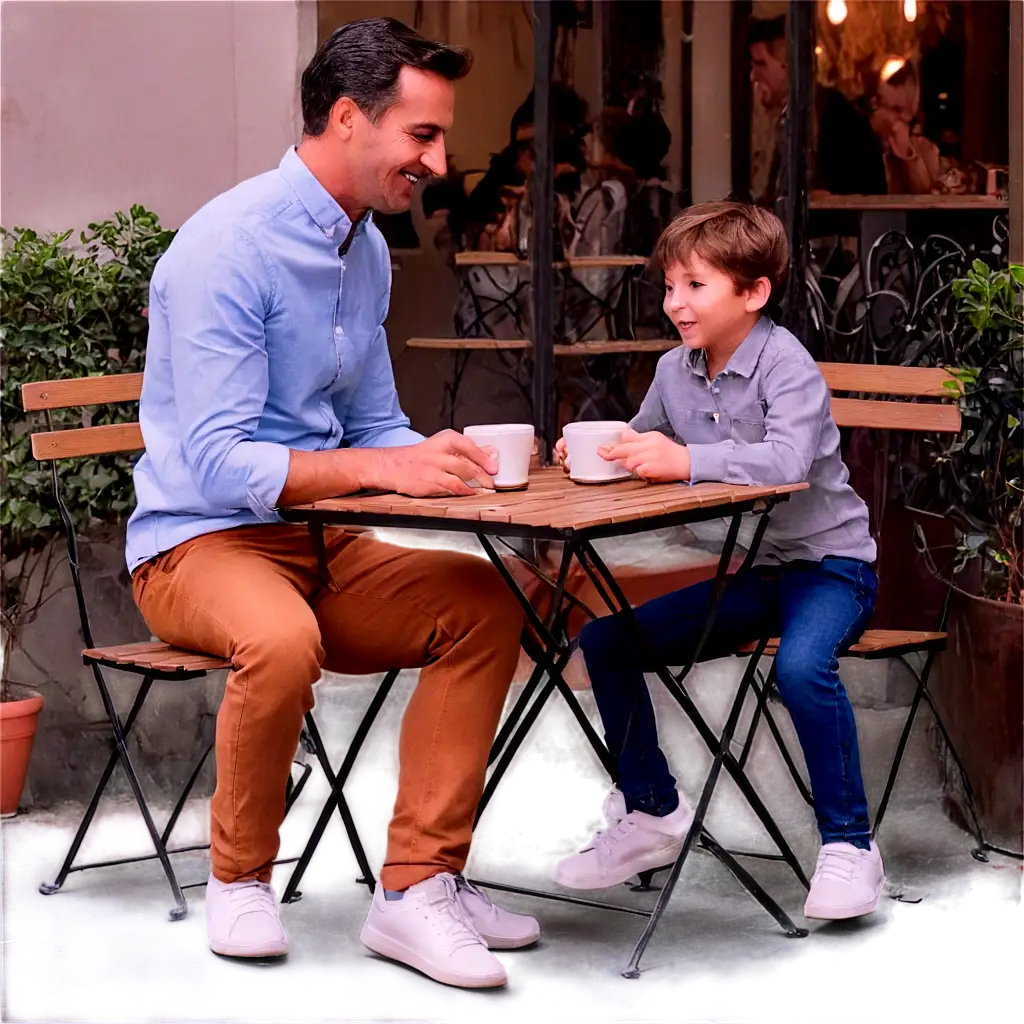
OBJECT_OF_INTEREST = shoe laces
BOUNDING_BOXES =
[814,844,864,884]
[454,873,493,911]
[584,815,638,854]
[426,874,486,950]
[225,879,277,918]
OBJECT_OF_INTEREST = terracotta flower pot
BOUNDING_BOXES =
[0,688,45,817]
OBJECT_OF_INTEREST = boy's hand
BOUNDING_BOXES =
[599,428,691,484]
[554,436,570,474]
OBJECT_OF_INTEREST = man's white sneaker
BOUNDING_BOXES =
[360,873,507,988]
[206,875,289,958]
[804,841,886,920]
[454,874,540,949]
[553,795,695,890]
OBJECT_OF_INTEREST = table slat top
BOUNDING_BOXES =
[283,469,807,532]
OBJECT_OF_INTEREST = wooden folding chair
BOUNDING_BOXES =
[22,374,393,918]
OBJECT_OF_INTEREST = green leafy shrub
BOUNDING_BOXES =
[0,207,174,691]
[937,261,1023,603]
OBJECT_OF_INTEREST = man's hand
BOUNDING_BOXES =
[554,436,570,475]
[599,428,691,484]
[367,429,498,497]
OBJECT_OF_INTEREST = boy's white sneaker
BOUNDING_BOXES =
[803,841,886,920]
[206,875,289,958]
[360,872,507,988]
[553,795,695,890]
[454,874,540,949]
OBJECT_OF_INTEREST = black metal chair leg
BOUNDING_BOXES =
[334,789,375,891]
[280,773,336,903]
[871,669,925,839]
[39,674,156,896]
[872,652,1022,862]
[284,761,313,818]
[740,665,815,808]
[160,739,214,845]
[736,668,767,770]
[88,665,189,920]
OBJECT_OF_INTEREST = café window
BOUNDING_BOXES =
[746,0,1011,203]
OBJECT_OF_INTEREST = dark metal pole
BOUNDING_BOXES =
[531,0,556,462]
[730,0,753,201]
[681,0,695,209]
[782,0,813,347]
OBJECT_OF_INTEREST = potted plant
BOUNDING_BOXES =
[0,207,172,815]
[930,259,1023,852]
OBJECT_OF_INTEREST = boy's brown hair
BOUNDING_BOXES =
[654,201,789,304]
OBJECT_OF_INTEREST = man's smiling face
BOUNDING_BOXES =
[349,65,454,214]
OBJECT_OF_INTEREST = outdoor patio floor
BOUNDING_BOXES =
[2,529,1021,1023]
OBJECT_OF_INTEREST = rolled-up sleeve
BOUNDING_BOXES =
[688,356,827,486]
[164,227,290,518]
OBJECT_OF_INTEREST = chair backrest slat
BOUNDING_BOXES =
[21,373,144,411]
[31,423,144,461]
[831,397,961,433]
[818,363,958,398]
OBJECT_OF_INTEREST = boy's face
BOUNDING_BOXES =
[663,257,767,352]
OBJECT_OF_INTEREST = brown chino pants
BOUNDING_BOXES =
[132,524,523,891]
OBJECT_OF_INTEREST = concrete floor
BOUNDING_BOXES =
[3,529,1022,1022]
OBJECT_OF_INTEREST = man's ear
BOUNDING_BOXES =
[328,96,360,142]
[744,276,772,313]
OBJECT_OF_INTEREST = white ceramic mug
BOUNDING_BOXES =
[562,420,631,483]
[462,423,535,490]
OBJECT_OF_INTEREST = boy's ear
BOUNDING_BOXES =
[744,277,772,313]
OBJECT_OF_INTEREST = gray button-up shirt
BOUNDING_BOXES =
[630,317,876,566]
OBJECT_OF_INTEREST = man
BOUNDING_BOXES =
[748,16,887,204]
[127,18,536,990]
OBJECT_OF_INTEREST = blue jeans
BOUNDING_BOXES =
[578,557,877,849]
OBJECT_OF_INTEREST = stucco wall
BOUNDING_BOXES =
[1,0,313,232]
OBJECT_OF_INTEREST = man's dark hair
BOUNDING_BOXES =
[301,18,472,136]
[747,15,786,50]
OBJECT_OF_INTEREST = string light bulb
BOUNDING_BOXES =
[881,57,907,82]
[904,0,918,22]
[827,0,848,26]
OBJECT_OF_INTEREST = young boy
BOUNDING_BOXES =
[553,201,885,920]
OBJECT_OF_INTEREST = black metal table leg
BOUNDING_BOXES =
[569,516,806,970]
[698,832,808,939]
[281,671,399,903]
[621,638,774,978]
[574,531,810,892]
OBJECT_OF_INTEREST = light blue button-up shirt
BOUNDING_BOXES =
[126,148,423,572]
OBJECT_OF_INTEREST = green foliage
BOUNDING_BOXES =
[938,261,1023,602]
[0,207,174,688]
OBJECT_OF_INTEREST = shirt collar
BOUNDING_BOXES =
[279,146,361,240]
[685,316,773,380]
